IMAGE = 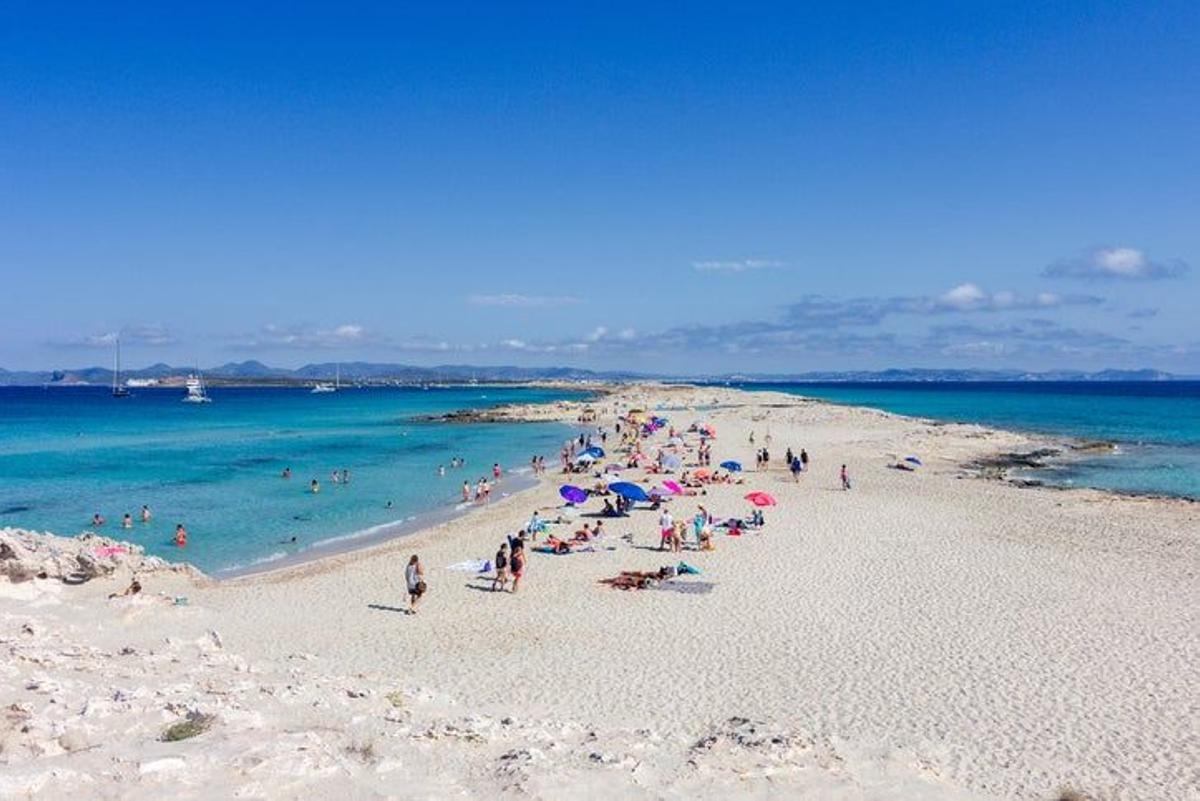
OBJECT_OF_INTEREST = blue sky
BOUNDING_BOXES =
[1,1,1197,374]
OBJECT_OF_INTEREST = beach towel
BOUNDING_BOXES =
[446,559,491,573]
[676,562,701,575]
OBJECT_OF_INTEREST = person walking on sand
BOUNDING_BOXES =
[492,543,509,592]
[800,448,809,471]
[659,507,674,551]
[406,554,426,613]
[840,464,851,490]
[509,541,526,594]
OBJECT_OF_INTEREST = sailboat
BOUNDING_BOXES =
[111,338,130,398]
[310,364,340,394]
[182,368,212,404]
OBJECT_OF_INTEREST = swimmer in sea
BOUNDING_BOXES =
[140,504,152,523]
[174,524,188,547]
[122,513,133,529]
[282,467,292,479]
[311,479,320,494]
[91,513,105,527]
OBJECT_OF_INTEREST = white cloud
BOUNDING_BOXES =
[51,324,176,348]
[1044,247,1189,280]
[231,323,377,350]
[692,259,785,273]
[466,294,581,307]
[937,283,988,310]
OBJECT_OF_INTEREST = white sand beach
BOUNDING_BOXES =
[2,385,1197,800]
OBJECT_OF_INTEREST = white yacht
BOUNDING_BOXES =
[183,371,212,403]
[310,364,340,394]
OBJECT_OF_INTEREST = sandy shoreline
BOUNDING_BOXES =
[3,384,1197,800]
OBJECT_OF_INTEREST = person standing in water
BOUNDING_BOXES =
[405,554,425,613]
[140,504,152,523]
[174,524,188,547]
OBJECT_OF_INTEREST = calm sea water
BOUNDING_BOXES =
[732,381,1200,500]
[0,386,584,575]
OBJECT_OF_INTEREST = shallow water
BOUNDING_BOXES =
[0,386,585,574]
[730,381,1200,499]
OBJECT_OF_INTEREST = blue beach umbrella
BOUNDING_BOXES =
[559,485,588,504]
[608,481,651,502]
[720,460,743,472]
[904,455,923,466]
[584,446,605,458]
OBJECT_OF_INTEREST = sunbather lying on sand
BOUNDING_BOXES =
[599,566,679,590]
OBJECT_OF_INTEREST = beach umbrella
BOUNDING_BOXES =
[608,481,651,502]
[574,452,597,464]
[904,455,923,466]
[662,454,683,470]
[584,446,605,458]
[663,480,684,495]
[745,491,777,507]
[720,460,743,472]
[559,485,588,504]
[694,468,711,480]
[666,436,684,447]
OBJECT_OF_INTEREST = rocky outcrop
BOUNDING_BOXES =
[0,528,202,583]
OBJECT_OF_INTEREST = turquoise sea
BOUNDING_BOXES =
[732,381,1200,500]
[0,386,583,575]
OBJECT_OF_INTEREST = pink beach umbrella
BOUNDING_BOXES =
[745,491,777,507]
[663,480,684,495]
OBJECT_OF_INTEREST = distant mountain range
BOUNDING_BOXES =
[717,368,1188,383]
[0,361,1192,386]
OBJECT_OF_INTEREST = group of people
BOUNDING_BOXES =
[394,408,857,615]
[490,531,527,593]
[786,447,810,480]
[90,505,189,548]
[463,476,495,503]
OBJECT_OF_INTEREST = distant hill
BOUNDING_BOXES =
[0,361,638,386]
[716,368,1182,383]
[0,362,1187,386]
